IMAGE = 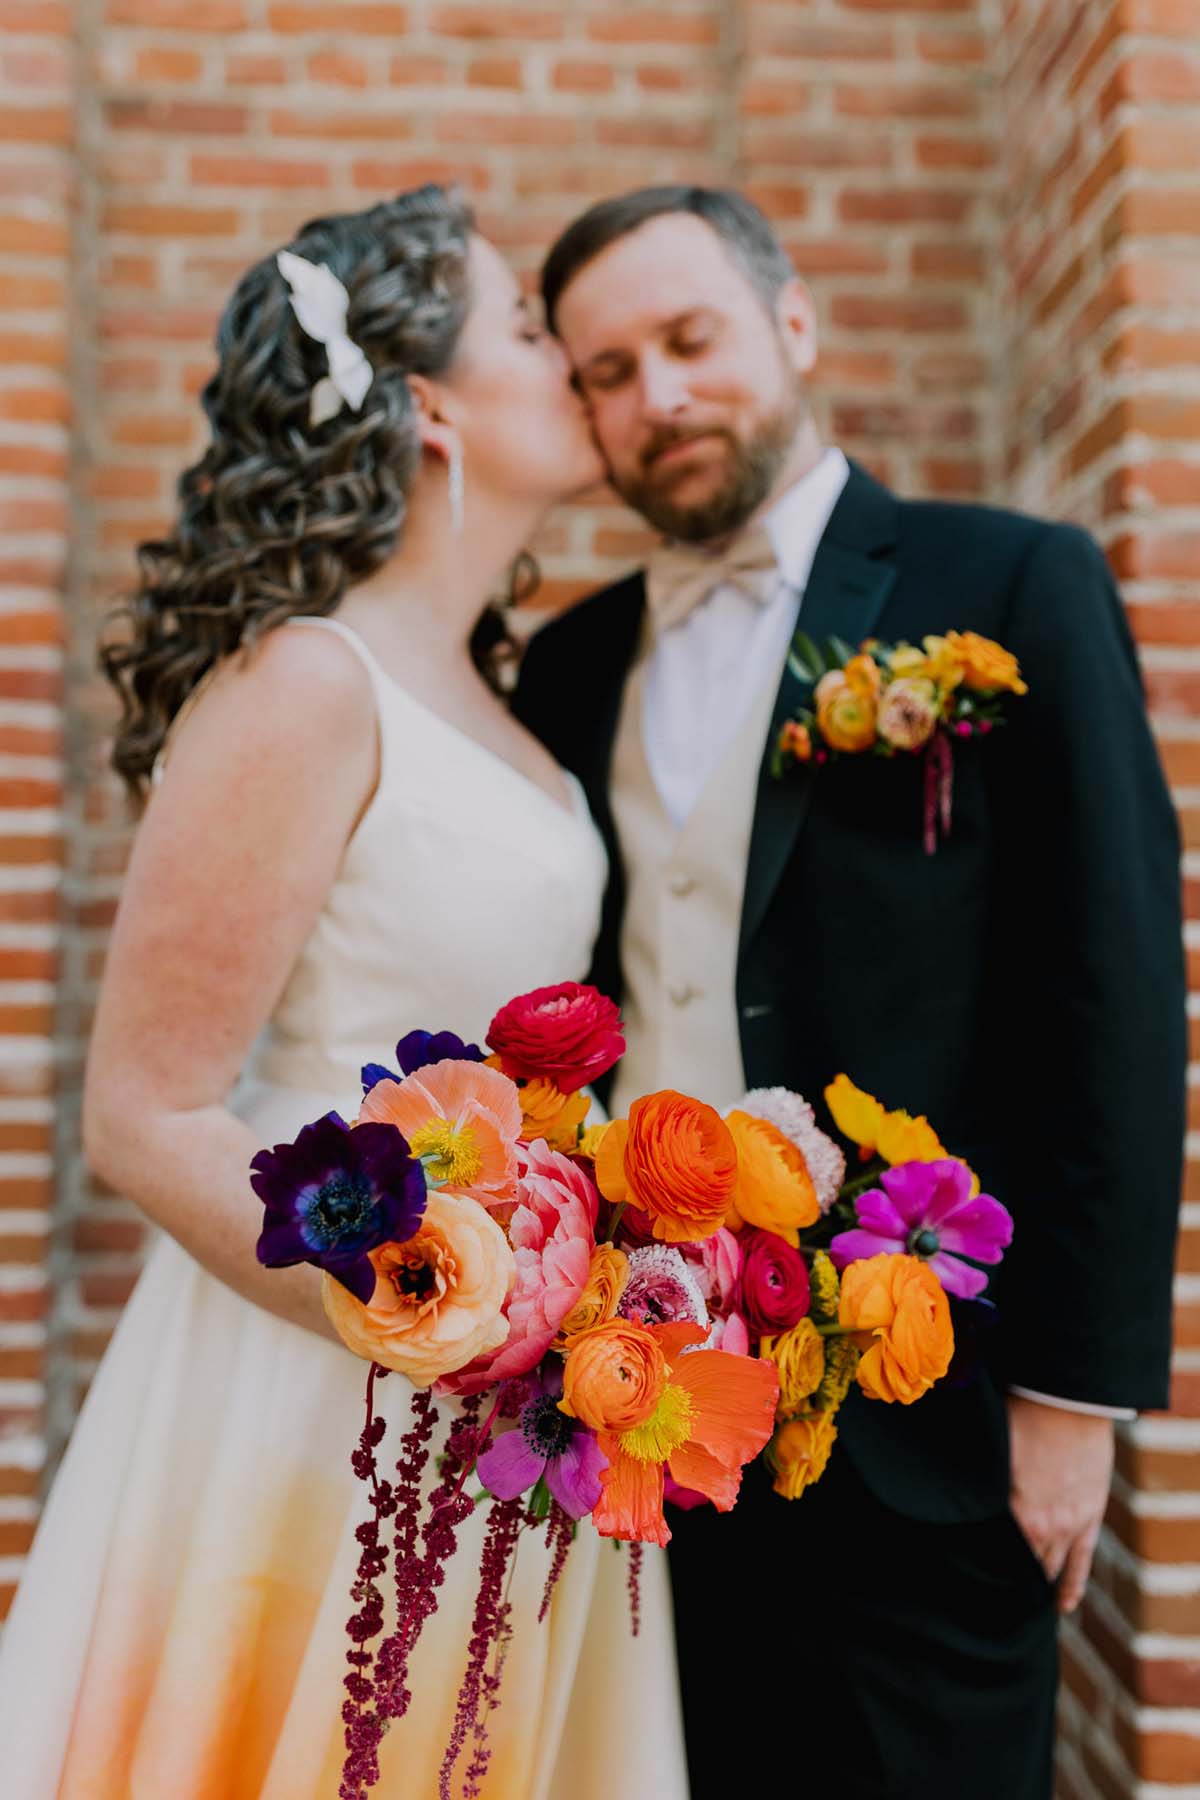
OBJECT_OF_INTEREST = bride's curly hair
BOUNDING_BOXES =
[101,183,525,800]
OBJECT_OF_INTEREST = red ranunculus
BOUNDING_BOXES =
[739,1228,811,1338]
[487,982,625,1095]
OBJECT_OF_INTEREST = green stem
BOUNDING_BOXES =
[607,1200,627,1242]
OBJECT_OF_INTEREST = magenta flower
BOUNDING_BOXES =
[476,1364,607,1520]
[830,1158,1013,1300]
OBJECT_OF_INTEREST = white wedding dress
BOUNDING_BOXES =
[0,615,689,1799]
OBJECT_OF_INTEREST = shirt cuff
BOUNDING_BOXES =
[1008,1385,1136,1422]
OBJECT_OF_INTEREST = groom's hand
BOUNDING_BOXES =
[1007,1395,1116,1614]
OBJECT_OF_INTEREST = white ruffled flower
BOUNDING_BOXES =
[617,1245,709,1331]
[734,1087,846,1215]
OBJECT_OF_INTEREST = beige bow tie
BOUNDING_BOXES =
[644,524,780,633]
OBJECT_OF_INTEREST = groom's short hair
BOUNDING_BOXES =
[541,185,795,330]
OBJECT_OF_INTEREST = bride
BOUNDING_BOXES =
[0,185,688,1798]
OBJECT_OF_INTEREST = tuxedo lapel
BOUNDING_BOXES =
[739,463,900,955]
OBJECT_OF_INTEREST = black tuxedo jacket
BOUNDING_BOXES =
[514,461,1186,1522]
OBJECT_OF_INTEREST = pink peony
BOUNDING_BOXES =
[487,982,625,1095]
[705,1311,750,1356]
[438,1138,598,1396]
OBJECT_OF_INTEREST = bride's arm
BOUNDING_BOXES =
[83,625,379,1341]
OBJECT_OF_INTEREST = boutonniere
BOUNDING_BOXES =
[772,629,1028,853]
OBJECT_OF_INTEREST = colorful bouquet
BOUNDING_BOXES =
[773,628,1028,852]
[252,984,1012,1797]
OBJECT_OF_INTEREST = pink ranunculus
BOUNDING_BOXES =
[487,982,625,1095]
[740,1228,811,1338]
[437,1139,599,1397]
[681,1226,744,1314]
[706,1311,750,1356]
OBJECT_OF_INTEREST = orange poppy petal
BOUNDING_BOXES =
[668,1439,743,1512]
[653,1321,708,1363]
[671,1350,779,1471]
[594,1118,631,1206]
[357,1074,435,1137]
[593,1437,670,1546]
[420,1060,523,1139]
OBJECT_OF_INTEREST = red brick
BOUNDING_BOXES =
[132,47,204,82]
[915,133,994,169]
[831,294,968,332]
[911,240,986,279]
[916,28,987,63]
[0,2,70,28]
[0,105,70,145]
[101,202,240,238]
[835,80,978,118]
[586,9,718,46]
[189,155,329,190]
[268,109,413,139]
[225,52,288,84]
[467,56,523,88]
[839,187,973,224]
[0,214,67,256]
[1101,50,1200,118]
[552,59,615,93]
[267,2,408,27]
[307,50,369,86]
[105,0,245,22]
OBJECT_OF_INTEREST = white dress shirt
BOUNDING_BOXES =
[639,444,1132,1424]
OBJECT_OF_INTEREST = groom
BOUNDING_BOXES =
[514,186,1186,1798]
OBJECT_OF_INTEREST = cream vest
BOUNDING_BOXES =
[608,635,781,1118]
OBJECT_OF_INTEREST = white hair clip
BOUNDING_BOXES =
[276,249,374,427]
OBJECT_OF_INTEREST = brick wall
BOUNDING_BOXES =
[999,0,1200,1791]
[0,1,1196,1792]
[0,0,71,1615]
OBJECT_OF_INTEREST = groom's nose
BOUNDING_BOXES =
[638,349,691,423]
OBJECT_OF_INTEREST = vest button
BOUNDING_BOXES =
[668,983,698,1007]
[668,873,696,897]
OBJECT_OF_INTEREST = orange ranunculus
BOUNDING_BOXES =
[359,1059,523,1206]
[725,1110,820,1247]
[944,630,1028,696]
[844,653,883,698]
[592,1320,780,1545]
[553,1242,629,1348]
[815,670,877,753]
[771,1412,838,1498]
[595,1091,739,1244]
[560,1318,668,1432]
[516,1076,590,1153]
[322,1192,514,1386]
[838,1253,954,1405]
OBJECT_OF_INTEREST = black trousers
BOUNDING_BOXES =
[667,1448,1058,1800]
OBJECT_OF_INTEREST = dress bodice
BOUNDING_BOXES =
[229,615,608,1121]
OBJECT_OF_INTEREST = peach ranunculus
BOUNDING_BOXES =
[814,670,878,753]
[553,1242,629,1349]
[591,1321,780,1545]
[322,1191,513,1386]
[439,1138,599,1396]
[944,630,1028,696]
[724,1110,820,1247]
[876,676,940,753]
[771,1412,838,1498]
[778,720,813,763]
[358,1058,522,1207]
[595,1091,739,1245]
[560,1318,669,1433]
[515,1077,591,1153]
[838,1252,954,1405]
[761,1316,826,1417]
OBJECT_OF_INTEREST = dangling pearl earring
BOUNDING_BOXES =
[448,444,465,537]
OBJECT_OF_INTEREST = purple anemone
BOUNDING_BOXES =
[361,1029,485,1096]
[252,1110,426,1301]
[476,1363,607,1521]
[830,1157,1012,1300]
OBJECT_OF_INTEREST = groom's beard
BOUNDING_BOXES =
[612,382,807,544]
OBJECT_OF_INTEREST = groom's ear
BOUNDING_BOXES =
[774,277,819,378]
[405,372,460,464]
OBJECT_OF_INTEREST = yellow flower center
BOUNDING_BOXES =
[408,1118,483,1187]
[617,1382,695,1463]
